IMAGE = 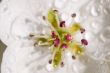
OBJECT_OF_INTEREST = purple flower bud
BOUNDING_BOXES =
[81,39,88,45]
[51,31,55,38]
[60,21,65,27]
[54,38,60,47]
[61,44,67,49]
[65,34,72,42]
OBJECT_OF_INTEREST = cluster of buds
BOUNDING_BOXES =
[51,31,72,49]
[31,9,88,69]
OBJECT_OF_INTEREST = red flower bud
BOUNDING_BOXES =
[54,38,60,47]
[61,43,68,49]
[65,34,72,42]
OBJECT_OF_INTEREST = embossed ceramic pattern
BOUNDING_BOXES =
[0,0,110,73]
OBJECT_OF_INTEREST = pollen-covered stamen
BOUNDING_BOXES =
[80,28,85,34]
[61,43,68,49]
[60,21,65,27]
[53,38,60,47]
[81,39,88,45]
[65,34,72,42]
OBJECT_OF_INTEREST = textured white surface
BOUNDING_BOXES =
[0,0,110,73]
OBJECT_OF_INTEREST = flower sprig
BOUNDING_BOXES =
[29,9,88,69]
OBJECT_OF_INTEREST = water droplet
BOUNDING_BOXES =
[37,65,43,70]
[100,27,110,42]
[91,6,99,16]
[91,21,103,34]
[84,31,95,42]
[91,22,100,29]
[46,64,54,71]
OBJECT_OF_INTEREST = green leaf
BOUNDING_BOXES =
[52,50,62,68]
[47,9,58,28]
